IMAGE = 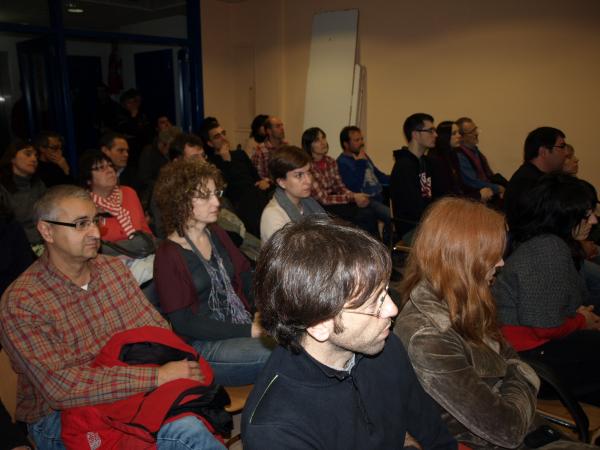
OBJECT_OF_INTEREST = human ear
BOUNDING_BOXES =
[306,318,335,343]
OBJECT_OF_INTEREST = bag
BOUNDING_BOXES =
[102,231,156,259]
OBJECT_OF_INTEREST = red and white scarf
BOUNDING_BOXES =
[91,187,136,238]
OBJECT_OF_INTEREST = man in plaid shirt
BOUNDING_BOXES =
[251,116,286,180]
[0,185,224,449]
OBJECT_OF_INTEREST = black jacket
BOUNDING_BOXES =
[242,334,456,450]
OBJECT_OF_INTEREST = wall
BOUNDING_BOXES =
[201,0,600,190]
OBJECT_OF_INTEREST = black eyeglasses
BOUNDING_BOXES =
[552,143,567,150]
[43,214,108,231]
[416,127,436,134]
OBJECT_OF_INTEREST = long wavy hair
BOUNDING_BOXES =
[401,197,506,344]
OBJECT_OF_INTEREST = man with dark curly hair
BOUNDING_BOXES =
[242,216,455,450]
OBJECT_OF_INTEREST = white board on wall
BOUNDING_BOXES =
[303,9,359,157]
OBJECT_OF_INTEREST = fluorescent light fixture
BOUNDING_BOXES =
[66,1,84,13]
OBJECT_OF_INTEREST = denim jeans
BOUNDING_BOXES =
[28,411,225,449]
[192,337,272,386]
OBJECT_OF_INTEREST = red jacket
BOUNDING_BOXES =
[61,326,230,449]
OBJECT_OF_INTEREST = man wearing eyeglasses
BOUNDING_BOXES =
[34,131,73,187]
[242,216,455,449]
[390,113,436,244]
[0,185,226,449]
[456,117,505,203]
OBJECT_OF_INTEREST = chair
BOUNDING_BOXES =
[223,384,254,448]
[521,356,600,443]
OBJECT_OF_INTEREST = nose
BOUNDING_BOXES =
[89,223,101,238]
[382,294,398,319]
[590,214,598,225]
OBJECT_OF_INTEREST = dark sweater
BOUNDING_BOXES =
[242,335,456,450]
[390,147,433,235]
[504,162,545,229]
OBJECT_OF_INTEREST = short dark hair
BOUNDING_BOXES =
[268,146,311,181]
[78,149,113,187]
[0,139,37,193]
[120,88,140,103]
[254,215,392,353]
[339,125,360,150]
[250,114,269,142]
[510,174,597,264]
[33,131,63,150]
[99,132,127,150]
[403,113,434,142]
[455,117,474,135]
[301,127,325,157]
[198,116,220,148]
[523,127,565,162]
[168,133,204,161]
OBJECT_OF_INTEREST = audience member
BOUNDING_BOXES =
[301,127,378,237]
[337,125,392,244]
[562,143,579,175]
[168,133,206,162]
[79,150,152,243]
[153,159,271,385]
[503,126,567,228]
[100,132,138,189]
[243,216,456,449]
[200,117,269,237]
[0,139,46,245]
[0,185,223,449]
[251,115,285,180]
[33,131,72,187]
[115,88,153,164]
[456,117,505,200]
[390,113,435,243]
[429,121,491,201]
[244,114,268,158]
[395,197,589,449]
[157,115,174,133]
[493,174,600,406]
[260,145,324,242]
[137,126,181,208]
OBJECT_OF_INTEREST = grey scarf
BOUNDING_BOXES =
[184,231,251,324]
[274,187,325,222]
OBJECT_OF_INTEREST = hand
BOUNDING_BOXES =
[479,187,494,202]
[354,149,368,160]
[255,178,271,190]
[353,193,370,208]
[577,305,600,330]
[497,185,506,194]
[217,141,231,161]
[581,240,600,259]
[251,313,264,338]
[157,359,205,385]
[403,432,422,450]
[47,153,70,175]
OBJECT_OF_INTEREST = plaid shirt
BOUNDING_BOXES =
[251,138,286,179]
[0,253,168,423]
[311,156,354,205]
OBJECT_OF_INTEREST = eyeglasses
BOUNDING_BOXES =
[192,189,224,200]
[43,214,107,231]
[552,143,568,150]
[91,162,115,172]
[416,127,436,134]
[341,286,389,319]
[461,127,479,136]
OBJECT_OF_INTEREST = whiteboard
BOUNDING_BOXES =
[303,9,359,157]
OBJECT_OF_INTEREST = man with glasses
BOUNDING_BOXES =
[0,185,226,449]
[455,117,504,202]
[100,131,138,190]
[242,216,455,449]
[34,131,73,187]
[390,113,436,244]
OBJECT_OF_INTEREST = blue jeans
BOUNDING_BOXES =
[192,337,272,386]
[28,411,225,449]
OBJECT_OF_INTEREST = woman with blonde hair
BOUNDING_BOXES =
[395,198,584,449]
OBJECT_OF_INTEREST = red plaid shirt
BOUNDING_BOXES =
[251,138,286,179]
[311,156,354,205]
[0,253,168,423]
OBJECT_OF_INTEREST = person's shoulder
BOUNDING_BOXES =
[119,185,137,196]
[0,259,48,313]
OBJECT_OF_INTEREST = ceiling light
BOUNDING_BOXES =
[66,1,84,14]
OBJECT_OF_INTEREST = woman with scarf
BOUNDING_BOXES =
[79,150,152,242]
[260,145,325,242]
[153,159,271,386]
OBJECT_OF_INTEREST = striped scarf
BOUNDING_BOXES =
[91,187,136,238]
